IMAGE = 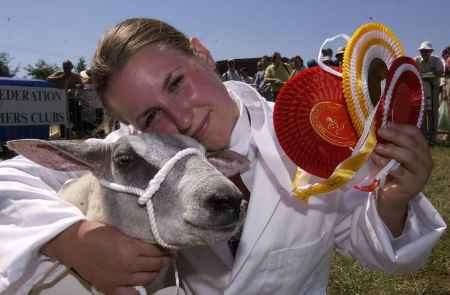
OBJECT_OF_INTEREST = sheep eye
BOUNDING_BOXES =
[114,154,135,167]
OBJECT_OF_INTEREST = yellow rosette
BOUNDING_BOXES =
[342,22,404,136]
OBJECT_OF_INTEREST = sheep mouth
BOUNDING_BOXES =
[182,199,247,232]
[184,202,247,232]
[184,219,241,232]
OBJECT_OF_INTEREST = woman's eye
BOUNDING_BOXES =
[144,108,161,129]
[168,75,184,93]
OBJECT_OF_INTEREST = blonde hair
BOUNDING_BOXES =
[90,18,193,104]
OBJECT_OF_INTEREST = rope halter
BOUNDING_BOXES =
[99,147,206,249]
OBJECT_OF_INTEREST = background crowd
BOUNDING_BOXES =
[40,60,116,139]
[9,41,448,144]
[221,42,450,144]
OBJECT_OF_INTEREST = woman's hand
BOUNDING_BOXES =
[370,124,433,236]
[42,220,170,295]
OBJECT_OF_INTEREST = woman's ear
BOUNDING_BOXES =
[190,37,216,70]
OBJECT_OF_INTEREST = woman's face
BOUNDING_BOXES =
[105,45,239,151]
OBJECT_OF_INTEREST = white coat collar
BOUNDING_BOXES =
[224,81,292,282]
[227,87,252,157]
[206,86,254,269]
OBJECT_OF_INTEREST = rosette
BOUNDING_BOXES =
[342,22,405,136]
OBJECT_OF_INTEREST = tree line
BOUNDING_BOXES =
[0,52,87,79]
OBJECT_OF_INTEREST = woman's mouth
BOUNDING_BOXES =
[193,112,210,141]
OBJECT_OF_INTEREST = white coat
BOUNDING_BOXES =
[174,81,447,294]
[0,81,446,295]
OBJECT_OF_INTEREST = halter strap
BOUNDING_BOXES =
[99,147,204,249]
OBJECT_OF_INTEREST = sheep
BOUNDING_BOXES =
[7,133,249,294]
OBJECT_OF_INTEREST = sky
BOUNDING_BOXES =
[1,0,449,77]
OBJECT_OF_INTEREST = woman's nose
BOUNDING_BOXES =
[167,103,192,133]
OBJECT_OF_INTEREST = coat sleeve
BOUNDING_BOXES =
[0,128,128,294]
[0,156,85,294]
[333,189,446,274]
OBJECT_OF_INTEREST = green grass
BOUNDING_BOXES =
[328,145,450,295]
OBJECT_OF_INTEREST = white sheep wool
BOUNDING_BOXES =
[99,147,204,249]
[99,147,203,295]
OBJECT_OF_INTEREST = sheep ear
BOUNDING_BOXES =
[207,150,250,177]
[7,139,108,172]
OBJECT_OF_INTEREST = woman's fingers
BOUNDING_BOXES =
[127,271,160,287]
[132,256,170,272]
[374,143,419,174]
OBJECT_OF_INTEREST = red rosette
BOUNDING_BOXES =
[375,56,424,143]
[274,67,358,178]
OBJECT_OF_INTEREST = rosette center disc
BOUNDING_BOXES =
[274,67,357,178]
[367,58,388,106]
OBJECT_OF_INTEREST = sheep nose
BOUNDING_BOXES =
[206,193,241,212]
[205,192,242,226]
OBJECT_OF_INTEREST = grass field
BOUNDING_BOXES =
[328,145,450,295]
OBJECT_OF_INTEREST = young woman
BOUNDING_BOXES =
[0,18,445,295]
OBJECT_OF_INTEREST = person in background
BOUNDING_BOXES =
[290,55,305,77]
[442,46,450,102]
[79,70,105,137]
[47,60,82,93]
[320,48,335,66]
[264,51,292,101]
[438,46,450,141]
[0,18,445,295]
[221,59,242,81]
[238,67,254,84]
[415,41,444,143]
[254,59,272,99]
[254,60,265,91]
[47,60,83,137]
[260,55,270,70]
[335,46,345,67]
[307,58,318,68]
[443,46,450,72]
